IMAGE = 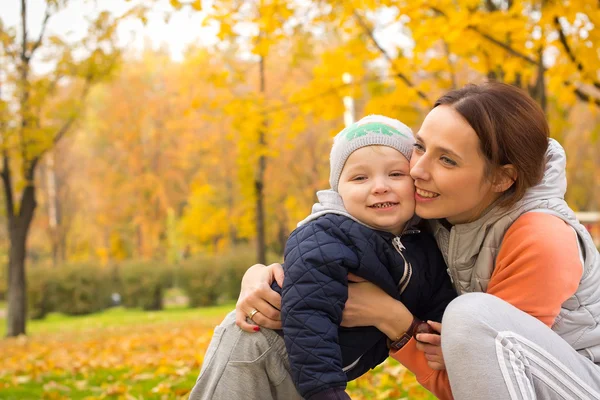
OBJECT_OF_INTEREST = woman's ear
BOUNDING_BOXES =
[492,164,517,193]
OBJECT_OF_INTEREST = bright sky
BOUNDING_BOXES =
[0,0,219,67]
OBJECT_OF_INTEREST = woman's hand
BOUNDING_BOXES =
[342,276,413,339]
[416,321,445,370]
[235,263,285,332]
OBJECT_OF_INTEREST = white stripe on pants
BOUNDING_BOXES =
[442,293,600,400]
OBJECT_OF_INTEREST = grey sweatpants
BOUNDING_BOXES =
[442,293,600,399]
[188,311,303,400]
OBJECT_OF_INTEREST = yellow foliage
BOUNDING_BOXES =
[27,0,600,263]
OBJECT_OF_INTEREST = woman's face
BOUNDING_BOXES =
[410,105,500,224]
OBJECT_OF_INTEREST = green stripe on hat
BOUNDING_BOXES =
[342,122,411,141]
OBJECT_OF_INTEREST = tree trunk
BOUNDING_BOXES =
[255,54,267,264]
[6,184,36,337]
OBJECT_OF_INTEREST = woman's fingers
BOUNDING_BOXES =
[426,360,446,371]
[235,299,282,332]
[415,341,442,354]
[270,263,285,288]
[248,311,282,330]
[427,320,442,334]
[234,263,284,332]
[415,328,446,371]
[235,309,259,332]
[416,332,441,346]
[258,281,282,311]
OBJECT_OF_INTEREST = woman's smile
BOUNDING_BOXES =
[415,188,439,200]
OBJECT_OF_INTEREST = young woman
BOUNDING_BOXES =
[232,82,600,399]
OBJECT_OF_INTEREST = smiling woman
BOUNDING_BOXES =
[411,105,510,225]
[412,83,548,220]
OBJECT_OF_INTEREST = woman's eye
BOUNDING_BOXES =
[413,143,425,152]
[441,156,457,166]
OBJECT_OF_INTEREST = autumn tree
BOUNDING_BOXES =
[0,0,124,336]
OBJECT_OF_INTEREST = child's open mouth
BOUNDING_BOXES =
[369,202,399,209]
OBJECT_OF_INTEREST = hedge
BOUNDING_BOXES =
[23,246,279,319]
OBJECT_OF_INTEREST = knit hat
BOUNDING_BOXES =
[329,115,415,191]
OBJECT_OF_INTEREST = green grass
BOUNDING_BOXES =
[0,302,234,338]
[0,303,235,399]
[0,369,199,400]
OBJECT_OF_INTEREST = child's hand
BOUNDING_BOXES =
[416,321,445,371]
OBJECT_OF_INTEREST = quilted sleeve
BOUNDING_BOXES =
[281,222,356,400]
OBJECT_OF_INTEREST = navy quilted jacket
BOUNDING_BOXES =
[272,214,456,400]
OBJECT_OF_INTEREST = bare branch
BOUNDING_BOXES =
[484,0,499,12]
[20,0,28,62]
[54,72,93,142]
[30,6,52,56]
[1,150,15,219]
[553,16,600,90]
[467,26,538,65]
[262,73,400,115]
[352,10,430,104]
[443,41,457,89]
[429,6,537,66]
[573,87,600,107]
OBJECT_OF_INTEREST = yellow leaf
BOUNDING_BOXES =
[191,0,202,11]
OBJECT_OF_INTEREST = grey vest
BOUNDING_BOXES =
[430,139,600,362]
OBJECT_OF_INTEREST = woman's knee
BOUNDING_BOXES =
[441,293,499,352]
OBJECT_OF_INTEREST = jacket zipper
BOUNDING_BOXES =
[392,230,419,295]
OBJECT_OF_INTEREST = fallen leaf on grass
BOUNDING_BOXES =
[131,373,154,381]
[151,382,172,394]
[43,380,72,392]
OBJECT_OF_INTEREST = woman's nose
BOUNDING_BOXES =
[410,155,430,181]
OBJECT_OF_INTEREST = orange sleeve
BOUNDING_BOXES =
[487,212,583,327]
[390,212,583,400]
[390,339,453,400]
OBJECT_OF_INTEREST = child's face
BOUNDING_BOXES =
[337,146,415,235]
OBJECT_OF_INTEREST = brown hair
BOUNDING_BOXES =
[434,82,549,208]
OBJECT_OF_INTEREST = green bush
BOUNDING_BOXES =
[22,245,281,320]
[178,255,221,307]
[28,263,115,317]
[118,261,172,311]
[50,264,115,315]
[27,266,54,319]
[177,246,281,307]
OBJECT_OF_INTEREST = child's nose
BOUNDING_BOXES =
[372,178,390,194]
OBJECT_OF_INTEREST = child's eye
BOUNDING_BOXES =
[390,172,405,177]
[441,156,457,166]
[352,176,367,181]
[413,143,425,152]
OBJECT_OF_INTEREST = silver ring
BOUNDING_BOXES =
[248,309,259,320]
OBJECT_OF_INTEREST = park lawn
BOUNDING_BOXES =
[0,304,434,400]
[0,304,232,338]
